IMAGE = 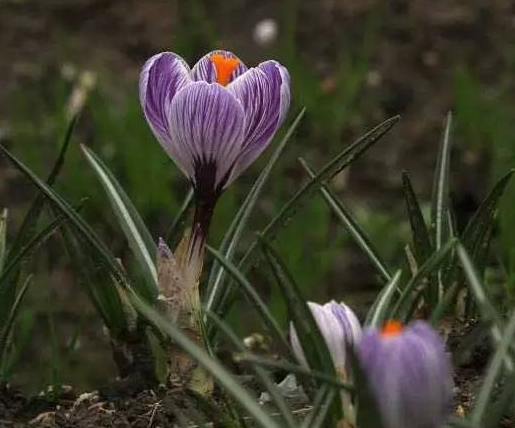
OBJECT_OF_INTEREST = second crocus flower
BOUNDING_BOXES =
[357,320,454,428]
[290,300,362,375]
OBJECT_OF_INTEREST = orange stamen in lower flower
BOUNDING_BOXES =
[381,320,403,337]
[210,53,239,86]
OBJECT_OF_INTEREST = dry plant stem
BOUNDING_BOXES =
[337,367,356,428]
[158,200,215,395]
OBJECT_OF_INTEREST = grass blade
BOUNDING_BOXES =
[402,171,432,262]
[236,354,353,391]
[258,236,342,424]
[456,244,512,373]
[214,116,399,319]
[0,275,32,359]
[0,209,7,272]
[300,385,330,428]
[432,112,453,248]
[431,112,453,300]
[205,309,296,428]
[305,386,337,428]
[56,220,127,334]
[252,115,399,244]
[206,109,306,317]
[391,238,457,320]
[0,215,66,290]
[7,115,77,261]
[470,309,515,425]
[206,246,290,354]
[456,244,503,328]
[259,237,336,377]
[0,142,129,288]
[429,281,460,324]
[81,145,157,302]
[0,117,76,329]
[128,292,282,428]
[481,368,515,428]
[0,215,67,350]
[463,170,513,250]
[300,158,392,283]
[365,270,402,327]
[443,170,514,295]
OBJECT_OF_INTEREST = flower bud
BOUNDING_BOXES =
[357,320,454,428]
[290,300,361,372]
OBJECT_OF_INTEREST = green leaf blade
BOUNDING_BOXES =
[81,145,158,302]
[300,158,392,283]
[129,292,283,428]
[402,171,432,262]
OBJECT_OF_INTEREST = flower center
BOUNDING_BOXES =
[210,53,239,86]
[381,320,403,337]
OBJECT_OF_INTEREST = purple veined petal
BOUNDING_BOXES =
[261,60,291,124]
[227,60,291,183]
[190,50,248,84]
[139,52,192,149]
[358,321,454,428]
[324,300,362,345]
[157,237,173,259]
[167,81,246,192]
[290,302,348,370]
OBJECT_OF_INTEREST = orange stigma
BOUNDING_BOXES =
[381,320,403,337]
[210,53,239,86]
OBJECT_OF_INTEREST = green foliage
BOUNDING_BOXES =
[300,158,392,283]
[4,5,515,423]
[81,145,158,302]
[130,291,284,428]
[259,236,343,426]
[454,65,515,298]
[0,210,6,273]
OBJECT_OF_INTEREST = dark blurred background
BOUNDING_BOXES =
[1,0,515,391]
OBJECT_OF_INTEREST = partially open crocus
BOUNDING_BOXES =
[140,50,290,252]
[357,320,454,428]
[143,50,289,393]
[290,300,362,374]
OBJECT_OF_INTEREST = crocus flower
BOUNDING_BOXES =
[290,300,362,374]
[139,50,290,246]
[357,320,454,428]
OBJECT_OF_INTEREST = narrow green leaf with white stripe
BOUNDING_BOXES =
[0,209,7,273]
[366,270,402,327]
[81,145,157,302]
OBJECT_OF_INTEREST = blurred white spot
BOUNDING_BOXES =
[253,18,278,46]
[366,70,382,87]
[61,62,77,80]
[67,70,97,119]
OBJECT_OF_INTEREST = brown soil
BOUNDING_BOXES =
[1,385,188,428]
[2,319,511,428]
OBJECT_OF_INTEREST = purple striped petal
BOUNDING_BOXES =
[324,300,362,346]
[191,50,247,84]
[227,60,291,182]
[167,82,246,192]
[358,321,454,428]
[139,52,191,148]
[290,301,360,371]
